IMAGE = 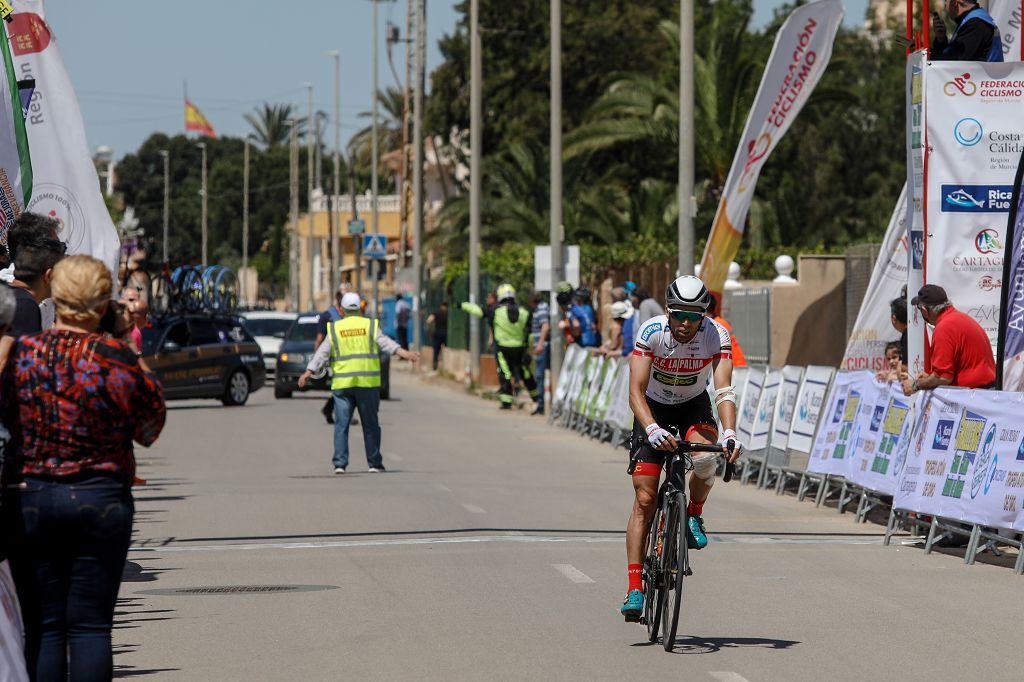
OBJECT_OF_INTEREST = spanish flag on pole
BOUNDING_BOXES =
[185,99,216,138]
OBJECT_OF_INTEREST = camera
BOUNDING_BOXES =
[99,300,128,335]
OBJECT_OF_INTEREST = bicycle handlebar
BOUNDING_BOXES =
[671,441,737,483]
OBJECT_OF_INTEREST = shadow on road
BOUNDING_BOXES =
[633,635,801,654]
[164,526,626,544]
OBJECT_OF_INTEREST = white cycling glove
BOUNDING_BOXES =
[645,423,672,448]
[719,428,745,457]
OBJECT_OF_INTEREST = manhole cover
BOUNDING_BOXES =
[138,584,339,596]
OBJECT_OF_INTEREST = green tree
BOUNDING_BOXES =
[244,103,307,149]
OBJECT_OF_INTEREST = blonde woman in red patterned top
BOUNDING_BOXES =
[1,255,166,680]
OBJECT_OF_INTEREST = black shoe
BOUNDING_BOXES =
[531,405,544,416]
[499,402,512,410]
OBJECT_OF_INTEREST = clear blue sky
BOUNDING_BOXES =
[46,0,869,160]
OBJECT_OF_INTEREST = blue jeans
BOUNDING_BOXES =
[4,474,133,682]
[535,344,550,409]
[333,387,383,469]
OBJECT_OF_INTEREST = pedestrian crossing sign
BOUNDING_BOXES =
[362,233,388,260]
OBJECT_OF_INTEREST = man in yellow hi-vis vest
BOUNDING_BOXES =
[299,293,419,473]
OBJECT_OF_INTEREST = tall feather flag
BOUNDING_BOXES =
[0,8,32,245]
[185,99,216,138]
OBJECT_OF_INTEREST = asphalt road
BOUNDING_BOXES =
[114,368,1021,681]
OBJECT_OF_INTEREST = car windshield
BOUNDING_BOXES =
[287,318,320,342]
[244,318,293,338]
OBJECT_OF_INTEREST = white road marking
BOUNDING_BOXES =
[461,503,486,514]
[709,672,753,682]
[552,564,595,584]
[433,484,452,493]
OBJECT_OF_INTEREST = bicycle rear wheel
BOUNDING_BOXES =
[643,504,665,642]
[660,492,688,651]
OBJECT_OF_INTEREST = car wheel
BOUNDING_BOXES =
[223,370,251,406]
[274,386,292,399]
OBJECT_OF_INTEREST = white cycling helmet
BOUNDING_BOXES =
[665,275,711,311]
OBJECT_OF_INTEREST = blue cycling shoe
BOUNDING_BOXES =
[686,514,708,549]
[620,589,644,622]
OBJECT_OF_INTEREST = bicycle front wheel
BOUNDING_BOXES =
[660,492,688,651]
[643,504,664,642]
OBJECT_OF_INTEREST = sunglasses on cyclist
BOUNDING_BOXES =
[668,309,704,323]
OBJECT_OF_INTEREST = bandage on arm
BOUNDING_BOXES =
[714,385,736,406]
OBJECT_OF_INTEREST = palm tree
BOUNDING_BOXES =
[244,103,306,149]
[347,87,406,173]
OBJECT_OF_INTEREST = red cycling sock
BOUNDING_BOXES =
[687,499,705,518]
[627,563,643,592]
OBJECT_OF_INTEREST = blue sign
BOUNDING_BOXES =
[348,218,366,235]
[940,184,1013,213]
[362,233,388,260]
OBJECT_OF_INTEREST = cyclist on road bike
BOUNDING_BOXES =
[620,275,743,622]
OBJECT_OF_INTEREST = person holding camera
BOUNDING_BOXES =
[1,255,166,680]
[931,0,1003,62]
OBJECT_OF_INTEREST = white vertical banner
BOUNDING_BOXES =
[844,381,917,495]
[990,0,1023,61]
[8,3,120,273]
[604,360,633,431]
[787,365,835,454]
[924,61,1024,355]
[736,365,765,444]
[893,387,1024,531]
[842,185,909,371]
[906,50,928,377]
[552,344,582,410]
[806,371,879,476]
[749,369,781,452]
[0,560,28,682]
[770,365,804,451]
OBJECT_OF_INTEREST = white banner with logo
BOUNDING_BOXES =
[925,61,1024,355]
[736,366,765,444]
[552,343,583,410]
[842,185,909,372]
[893,387,1024,532]
[807,371,879,475]
[787,365,835,453]
[906,51,928,377]
[749,369,781,452]
[990,0,1023,61]
[604,359,633,431]
[9,2,120,273]
[844,381,918,495]
[771,365,804,451]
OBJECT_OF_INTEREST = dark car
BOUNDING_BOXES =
[141,315,266,406]
[274,312,391,399]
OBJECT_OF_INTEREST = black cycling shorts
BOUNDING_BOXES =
[628,392,717,475]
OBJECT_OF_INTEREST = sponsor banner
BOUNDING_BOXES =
[604,359,633,431]
[807,371,879,475]
[844,380,918,495]
[9,3,119,273]
[591,357,622,421]
[0,20,31,243]
[749,369,781,452]
[925,61,1024,356]
[736,366,765,444]
[788,365,835,453]
[0,559,28,681]
[552,344,582,408]
[842,185,909,371]
[770,365,804,451]
[893,387,1024,532]
[997,145,1024,390]
[906,51,928,377]
[990,0,1023,62]
[699,0,844,295]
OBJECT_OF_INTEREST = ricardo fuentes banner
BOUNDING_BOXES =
[924,61,1024,355]
[698,0,843,295]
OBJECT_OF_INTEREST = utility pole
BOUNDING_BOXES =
[398,0,413,270]
[289,118,299,310]
[160,149,169,264]
[198,141,208,266]
[548,0,564,392]
[678,0,695,277]
[371,0,382,319]
[412,0,425,353]
[242,138,250,307]
[306,83,316,310]
[328,50,341,295]
[469,0,481,380]
[348,160,362,298]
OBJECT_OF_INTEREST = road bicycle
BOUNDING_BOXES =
[149,264,240,317]
[642,440,735,651]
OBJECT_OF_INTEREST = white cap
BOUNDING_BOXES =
[341,292,362,310]
[610,300,634,319]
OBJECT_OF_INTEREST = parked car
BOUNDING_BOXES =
[240,311,297,373]
[141,314,266,405]
[274,312,391,399]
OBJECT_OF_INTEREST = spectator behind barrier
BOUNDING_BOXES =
[1,255,167,680]
[707,297,747,367]
[931,0,1004,62]
[902,284,996,396]
[876,341,904,382]
[889,296,908,366]
[632,288,661,326]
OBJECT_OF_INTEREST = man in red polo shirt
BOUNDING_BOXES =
[901,284,996,396]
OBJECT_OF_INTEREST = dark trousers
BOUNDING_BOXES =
[4,475,133,682]
[534,344,550,409]
[431,332,447,370]
[333,387,383,469]
[496,346,539,405]
[397,326,409,350]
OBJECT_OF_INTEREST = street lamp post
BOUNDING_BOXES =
[289,118,300,310]
[306,83,316,310]
[412,0,425,354]
[198,142,208,266]
[242,138,250,307]
[548,0,564,393]
[678,0,695,277]
[160,149,169,264]
[469,0,482,380]
[328,50,341,295]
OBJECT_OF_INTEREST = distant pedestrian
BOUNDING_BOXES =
[568,288,600,348]
[599,300,634,358]
[632,288,662,326]
[902,284,996,395]
[491,284,539,410]
[299,293,419,473]
[395,293,412,350]
[528,290,551,415]
[1,255,166,681]
[555,281,575,344]
[426,300,449,371]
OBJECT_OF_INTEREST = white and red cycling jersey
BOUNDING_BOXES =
[632,315,732,405]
